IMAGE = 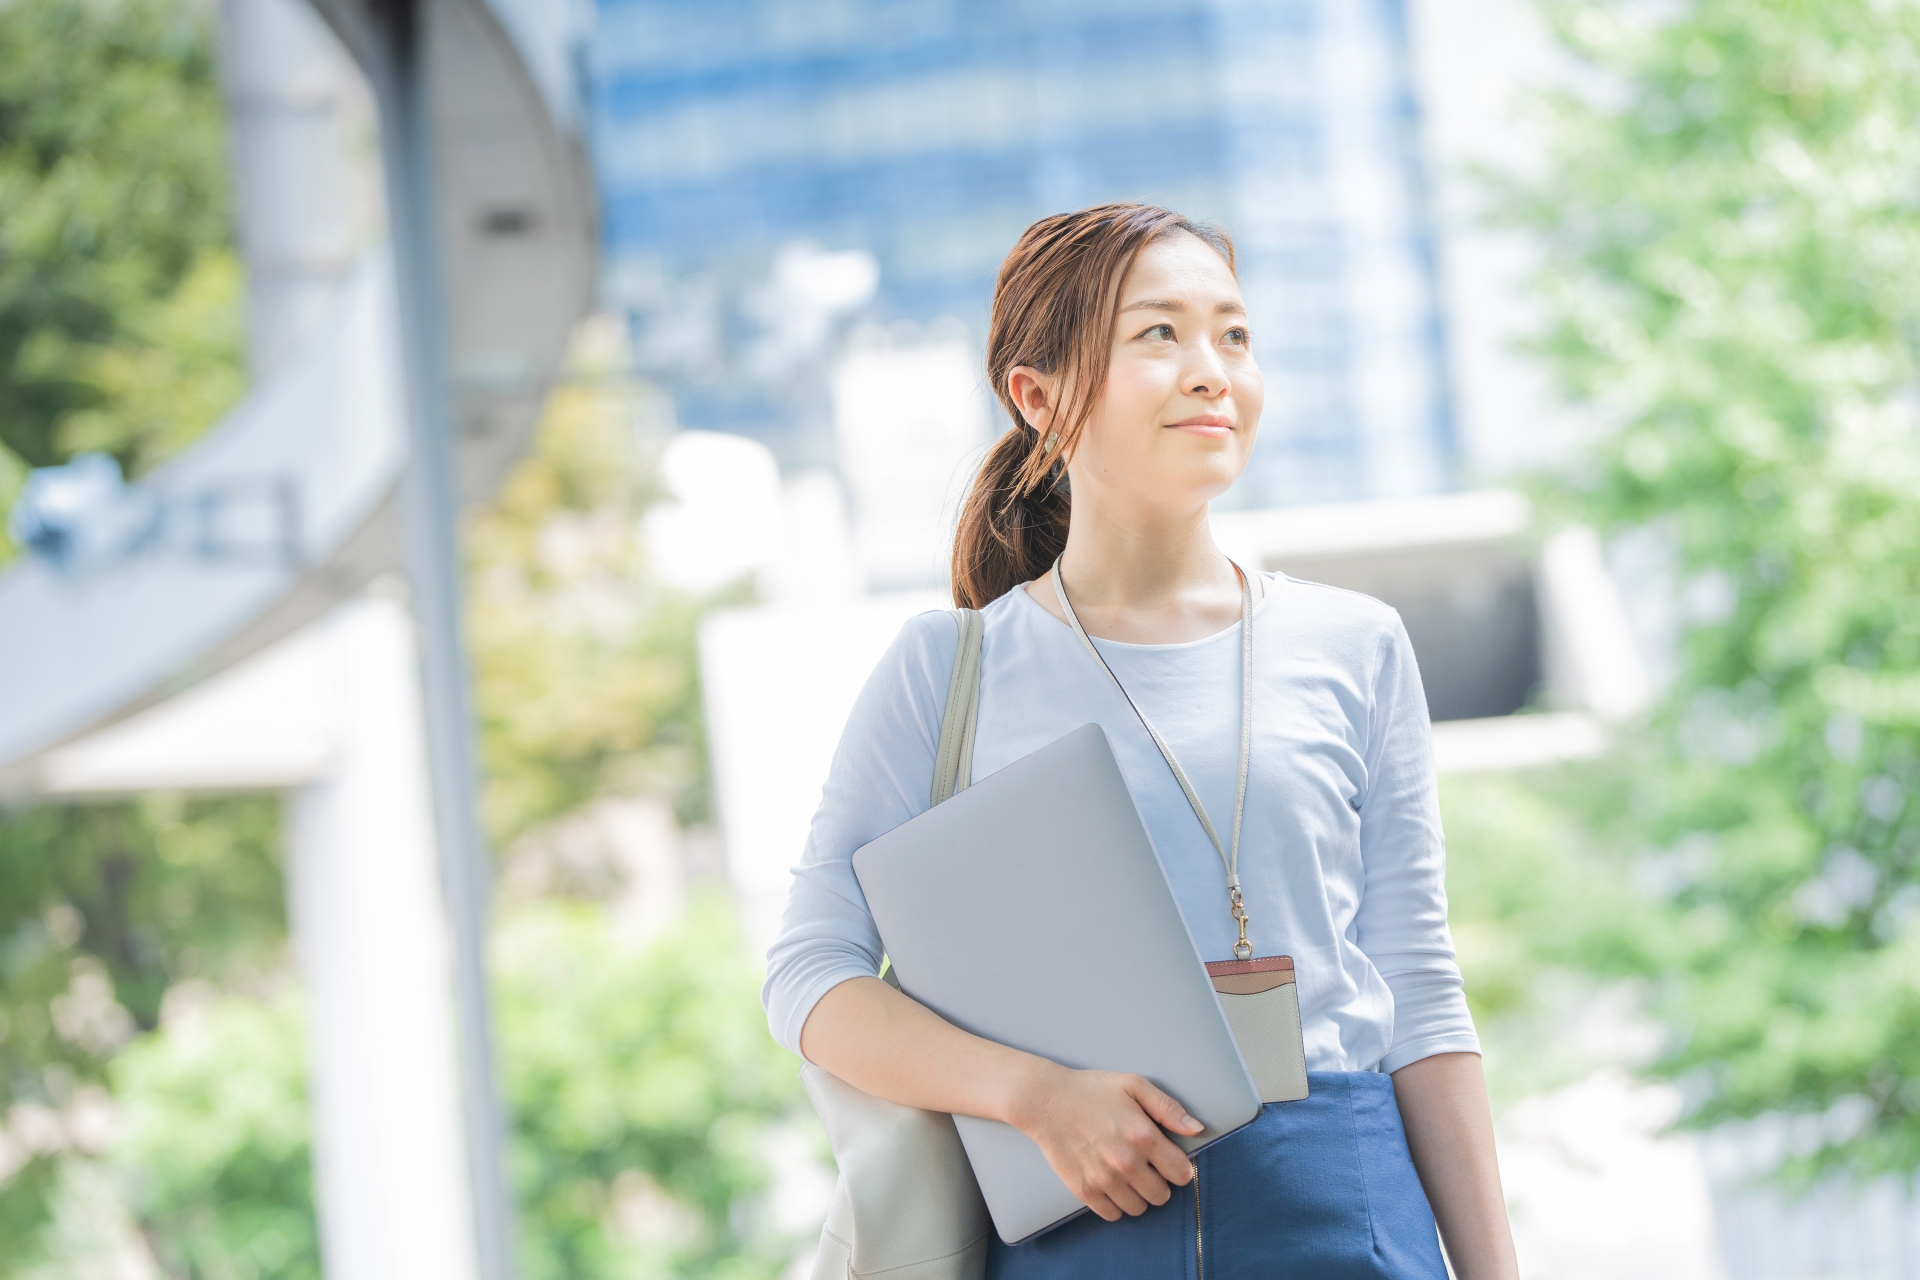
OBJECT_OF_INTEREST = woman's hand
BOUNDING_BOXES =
[801,978,1202,1221]
[1007,1061,1204,1221]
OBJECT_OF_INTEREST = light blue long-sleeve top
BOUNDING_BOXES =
[762,573,1480,1075]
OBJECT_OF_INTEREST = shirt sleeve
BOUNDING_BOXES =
[1353,612,1482,1073]
[761,610,959,1058]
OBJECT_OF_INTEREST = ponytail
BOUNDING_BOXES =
[948,203,1235,609]
[951,427,1070,610]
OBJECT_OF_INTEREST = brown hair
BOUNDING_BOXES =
[950,203,1235,608]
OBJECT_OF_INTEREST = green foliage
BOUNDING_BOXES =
[0,795,285,1044]
[468,364,719,844]
[95,899,809,1280]
[462,353,786,1276]
[497,897,809,1280]
[112,993,316,1280]
[1497,0,1920,1177]
[0,0,241,542]
[0,1154,60,1268]
[0,795,286,1263]
[1439,769,1649,1100]
[0,0,258,1252]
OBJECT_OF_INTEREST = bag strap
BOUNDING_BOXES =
[930,608,984,806]
[884,609,983,991]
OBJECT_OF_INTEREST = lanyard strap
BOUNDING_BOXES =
[1050,557,1257,959]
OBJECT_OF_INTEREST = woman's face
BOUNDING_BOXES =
[1018,231,1264,519]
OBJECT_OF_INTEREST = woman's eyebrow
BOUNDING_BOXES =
[1118,298,1248,316]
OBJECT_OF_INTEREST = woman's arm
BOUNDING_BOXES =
[1350,617,1513,1270]
[1391,1052,1518,1280]
[801,975,1205,1222]
[777,614,1201,1223]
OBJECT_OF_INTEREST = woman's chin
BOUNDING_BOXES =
[1131,473,1241,516]
[1154,449,1247,498]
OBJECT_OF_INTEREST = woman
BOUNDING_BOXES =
[764,203,1519,1279]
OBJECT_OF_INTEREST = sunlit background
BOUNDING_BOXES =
[1,0,1917,1277]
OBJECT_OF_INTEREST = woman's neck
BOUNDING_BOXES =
[1022,496,1256,644]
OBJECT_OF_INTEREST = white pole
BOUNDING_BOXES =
[361,4,520,1276]
[218,4,494,1275]
[287,596,479,1280]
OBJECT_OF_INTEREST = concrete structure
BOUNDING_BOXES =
[0,0,591,773]
[0,1,595,1277]
[1211,490,1651,764]
[38,594,483,1280]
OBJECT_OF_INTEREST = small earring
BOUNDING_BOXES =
[1044,432,1059,452]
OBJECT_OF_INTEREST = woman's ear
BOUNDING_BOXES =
[1006,366,1057,432]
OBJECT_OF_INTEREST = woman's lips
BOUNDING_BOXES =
[1166,415,1234,438]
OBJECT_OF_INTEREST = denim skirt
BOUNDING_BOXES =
[986,1072,1447,1280]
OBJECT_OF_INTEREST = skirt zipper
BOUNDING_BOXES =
[1191,1158,1204,1280]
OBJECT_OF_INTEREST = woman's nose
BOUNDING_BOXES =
[1185,349,1231,398]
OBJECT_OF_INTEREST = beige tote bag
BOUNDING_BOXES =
[802,608,992,1280]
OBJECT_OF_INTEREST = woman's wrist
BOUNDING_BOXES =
[994,1052,1066,1132]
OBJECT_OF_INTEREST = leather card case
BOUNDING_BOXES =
[1205,955,1309,1104]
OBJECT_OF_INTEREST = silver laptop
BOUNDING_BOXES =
[852,722,1261,1245]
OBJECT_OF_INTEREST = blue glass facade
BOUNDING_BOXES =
[589,0,1455,506]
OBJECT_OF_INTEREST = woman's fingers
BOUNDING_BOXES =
[1121,1075,1199,1186]
[1091,1111,1176,1213]
[1127,1075,1204,1137]
[1143,1138,1195,1188]
[1118,1160,1173,1208]
[1099,1173,1152,1218]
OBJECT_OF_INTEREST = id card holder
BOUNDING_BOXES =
[1206,956,1309,1103]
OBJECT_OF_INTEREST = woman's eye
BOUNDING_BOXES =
[1224,327,1250,346]
[1141,323,1175,341]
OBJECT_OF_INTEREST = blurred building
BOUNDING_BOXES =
[590,0,1455,588]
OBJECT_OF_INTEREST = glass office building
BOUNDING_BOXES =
[589,0,1454,519]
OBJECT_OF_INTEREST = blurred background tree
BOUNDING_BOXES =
[111,993,317,1280]
[0,795,287,1268]
[495,900,807,1280]
[1452,0,1920,1181]
[0,0,273,1265]
[98,898,803,1280]
[465,338,806,1280]
[465,326,719,847]
[0,0,243,563]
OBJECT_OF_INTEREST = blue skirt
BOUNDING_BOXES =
[987,1072,1448,1280]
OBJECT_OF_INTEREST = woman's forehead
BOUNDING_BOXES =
[1119,233,1243,308]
